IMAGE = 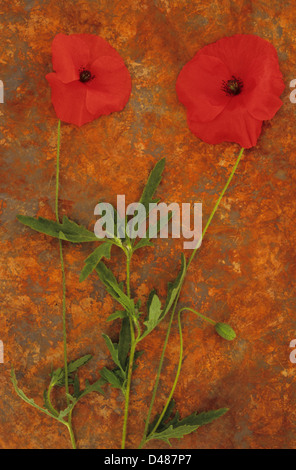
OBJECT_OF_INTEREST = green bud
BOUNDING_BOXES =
[215,322,236,341]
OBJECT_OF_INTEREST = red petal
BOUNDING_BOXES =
[46,34,132,125]
[51,34,90,84]
[176,54,230,122]
[85,56,132,116]
[176,34,284,146]
[82,34,127,64]
[46,74,94,126]
[243,57,284,120]
[188,99,262,149]
[196,34,279,80]
[50,34,129,85]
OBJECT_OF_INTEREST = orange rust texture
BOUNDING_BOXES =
[0,0,296,449]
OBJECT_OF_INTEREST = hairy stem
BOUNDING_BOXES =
[121,319,136,449]
[140,147,245,447]
[121,251,136,449]
[55,119,76,448]
[66,409,76,449]
[138,295,179,449]
[180,307,216,326]
[146,307,208,439]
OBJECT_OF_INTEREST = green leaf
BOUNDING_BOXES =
[73,375,80,399]
[95,262,134,314]
[139,158,165,212]
[80,243,112,282]
[147,406,228,445]
[68,355,92,374]
[143,291,162,335]
[148,399,176,435]
[100,367,123,390]
[11,368,60,421]
[118,317,131,369]
[133,212,172,252]
[102,334,124,373]
[177,408,228,427]
[49,367,64,387]
[150,424,199,445]
[17,215,102,243]
[130,158,166,248]
[107,310,127,322]
[43,389,52,412]
[133,238,154,251]
[58,403,75,420]
[52,354,92,387]
[140,255,186,340]
[79,378,105,398]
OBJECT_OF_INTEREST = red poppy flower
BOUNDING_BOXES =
[46,34,132,126]
[176,34,285,148]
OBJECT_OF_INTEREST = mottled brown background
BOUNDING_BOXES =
[0,0,296,449]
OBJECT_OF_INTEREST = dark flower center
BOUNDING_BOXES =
[221,76,243,96]
[79,69,92,83]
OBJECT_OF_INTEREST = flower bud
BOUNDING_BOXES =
[215,322,236,341]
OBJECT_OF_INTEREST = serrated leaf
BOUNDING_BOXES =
[67,355,92,375]
[95,261,134,314]
[79,378,105,398]
[148,399,176,435]
[147,407,228,445]
[149,424,200,445]
[100,367,123,390]
[52,354,92,387]
[118,317,131,369]
[178,408,228,427]
[11,368,59,421]
[58,403,74,420]
[17,215,102,243]
[80,243,112,282]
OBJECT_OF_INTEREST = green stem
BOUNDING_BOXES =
[58,239,69,402]
[66,409,76,449]
[55,120,61,222]
[121,319,136,449]
[146,308,184,439]
[140,147,244,447]
[55,120,69,401]
[146,307,211,439]
[187,147,245,269]
[139,295,179,449]
[126,253,131,298]
[181,307,216,326]
[121,251,135,449]
[55,119,76,448]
